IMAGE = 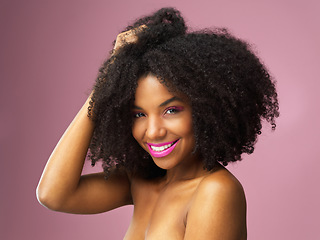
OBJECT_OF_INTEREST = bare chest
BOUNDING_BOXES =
[124,179,199,240]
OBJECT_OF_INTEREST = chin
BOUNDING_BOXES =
[150,156,179,170]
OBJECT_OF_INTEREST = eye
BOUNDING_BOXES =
[164,106,184,115]
[133,112,146,118]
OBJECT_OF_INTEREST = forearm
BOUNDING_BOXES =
[36,96,94,210]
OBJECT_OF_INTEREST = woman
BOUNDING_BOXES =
[37,8,279,239]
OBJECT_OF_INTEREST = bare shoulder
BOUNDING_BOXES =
[184,166,247,240]
[198,166,245,201]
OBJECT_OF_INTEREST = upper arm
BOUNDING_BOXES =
[184,175,247,240]
[47,169,132,214]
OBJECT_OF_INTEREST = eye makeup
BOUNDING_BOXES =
[164,106,184,115]
[132,106,185,118]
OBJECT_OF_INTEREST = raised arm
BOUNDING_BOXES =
[36,96,132,214]
[37,26,147,214]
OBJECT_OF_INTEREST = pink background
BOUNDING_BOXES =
[1,0,319,239]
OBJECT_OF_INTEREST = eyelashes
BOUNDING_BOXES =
[165,106,184,115]
[133,112,146,118]
[132,106,184,118]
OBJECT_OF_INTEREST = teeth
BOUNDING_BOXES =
[150,143,174,152]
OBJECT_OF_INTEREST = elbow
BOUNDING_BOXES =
[36,185,64,211]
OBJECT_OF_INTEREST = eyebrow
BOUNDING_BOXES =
[133,96,182,110]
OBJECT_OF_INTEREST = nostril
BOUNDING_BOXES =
[146,126,166,140]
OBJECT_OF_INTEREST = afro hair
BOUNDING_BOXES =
[87,7,279,178]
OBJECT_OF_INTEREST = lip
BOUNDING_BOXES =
[147,139,180,158]
[147,139,178,147]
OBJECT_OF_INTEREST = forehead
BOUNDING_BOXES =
[134,75,174,101]
[133,74,191,110]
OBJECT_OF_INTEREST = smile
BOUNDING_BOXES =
[147,139,180,158]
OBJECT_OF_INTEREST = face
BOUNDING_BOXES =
[132,74,196,170]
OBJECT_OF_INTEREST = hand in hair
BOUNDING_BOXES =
[113,25,147,54]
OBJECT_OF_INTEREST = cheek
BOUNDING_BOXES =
[132,121,144,143]
[176,115,195,149]
[172,115,193,136]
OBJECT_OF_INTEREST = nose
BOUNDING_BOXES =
[145,116,166,140]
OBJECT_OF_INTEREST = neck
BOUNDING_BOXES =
[164,153,208,184]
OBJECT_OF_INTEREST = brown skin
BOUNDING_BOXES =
[126,75,247,239]
[132,75,196,174]
[37,28,247,239]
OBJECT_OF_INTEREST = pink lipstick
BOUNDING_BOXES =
[147,139,180,158]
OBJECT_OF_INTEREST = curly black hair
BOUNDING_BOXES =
[87,7,279,179]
